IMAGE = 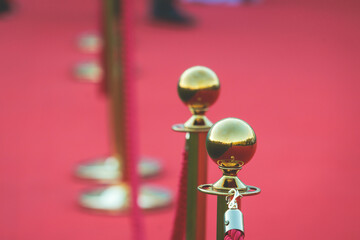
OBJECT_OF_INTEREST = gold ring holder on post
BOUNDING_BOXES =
[173,66,220,240]
[197,118,260,239]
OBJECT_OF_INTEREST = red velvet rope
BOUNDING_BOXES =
[225,230,244,240]
[170,150,188,240]
[122,0,145,239]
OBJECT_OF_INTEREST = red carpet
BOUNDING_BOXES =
[0,0,360,239]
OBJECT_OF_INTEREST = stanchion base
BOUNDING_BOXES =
[73,61,102,83]
[77,33,102,53]
[75,156,162,183]
[79,184,172,213]
[172,124,210,133]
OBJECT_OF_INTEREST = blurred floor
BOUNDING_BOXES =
[0,0,360,239]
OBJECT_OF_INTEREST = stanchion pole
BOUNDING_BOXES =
[198,118,261,240]
[216,195,227,239]
[75,0,163,183]
[172,66,220,240]
[105,0,126,181]
[78,0,172,213]
[185,132,207,239]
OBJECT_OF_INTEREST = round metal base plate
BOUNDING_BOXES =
[198,184,261,196]
[172,124,210,133]
[75,156,162,183]
[73,61,102,83]
[77,33,102,53]
[79,184,172,213]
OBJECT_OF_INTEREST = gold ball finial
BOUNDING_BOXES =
[198,118,260,195]
[206,118,257,168]
[178,66,220,113]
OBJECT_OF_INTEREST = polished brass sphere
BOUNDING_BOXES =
[206,118,257,168]
[177,66,220,112]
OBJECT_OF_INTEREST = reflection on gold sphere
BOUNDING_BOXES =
[177,66,220,111]
[206,118,256,167]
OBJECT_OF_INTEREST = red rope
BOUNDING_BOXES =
[225,230,244,240]
[170,150,188,240]
[122,0,145,239]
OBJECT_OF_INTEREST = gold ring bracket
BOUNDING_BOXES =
[172,124,211,133]
[197,184,260,196]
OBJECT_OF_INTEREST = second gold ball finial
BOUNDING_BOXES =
[178,66,220,113]
[177,66,220,129]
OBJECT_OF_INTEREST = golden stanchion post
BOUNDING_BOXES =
[75,0,163,182]
[78,0,172,213]
[198,118,261,240]
[173,66,220,240]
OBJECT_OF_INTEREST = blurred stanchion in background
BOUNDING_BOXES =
[171,66,220,240]
[75,0,165,181]
[77,0,172,213]
[198,118,260,240]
